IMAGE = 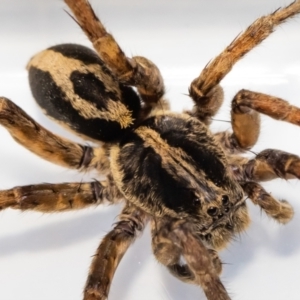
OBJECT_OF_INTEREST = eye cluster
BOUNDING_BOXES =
[207,195,231,219]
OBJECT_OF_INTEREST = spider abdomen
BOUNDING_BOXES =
[27,43,141,142]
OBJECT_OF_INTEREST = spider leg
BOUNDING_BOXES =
[231,99,260,150]
[232,149,300,223]
[214,91,261,153]
[151,218,228,300]
[215,87,300,153]
[229,148,300,223]
[246,149,300,182]
[84,204,147,300]
[173,222,230,300]
[241,181,293,224]
[0,175,121,212]
[64,0,166,116]
[151,218,195,283]
[233,89,300,127]
[0,97,109,172]
[188,0,300,124]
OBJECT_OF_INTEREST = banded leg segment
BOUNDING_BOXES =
[0,176,121,212]
[233,89,300,126]
[241,182,294,224]
[230,149,299,223]
[231,95,261,150]
[189,1,300,123]
[151,218,228,300]
[64,0,165,109]
[215,85,300,153]
[0,97,109,172]
[244,149,300,182]
[84,204,147,300]
[214,99,261,154]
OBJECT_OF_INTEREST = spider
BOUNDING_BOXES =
[0,0,300,299]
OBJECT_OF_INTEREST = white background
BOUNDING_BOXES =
[1,0,300,299]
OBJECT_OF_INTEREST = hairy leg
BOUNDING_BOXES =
[229,149,299,223]
[213,129,257,155]
[151,218,195,283]
[84,204,147,300]
[215,85,300,153]
[233,89,300,126]
[0,175,121,212]
[0,97,109,172]
[214,91,261,154]
[64,0,166,117]
[189,1,300,124]
[151,218,227,300]
[238,149,300,182]
[241,181,293,224]
[173,222,230,300]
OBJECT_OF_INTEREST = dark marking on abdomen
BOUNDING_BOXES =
[28,66,127,142]
[27,44,142,142]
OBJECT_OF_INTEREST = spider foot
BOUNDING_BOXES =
[272,200,294,224]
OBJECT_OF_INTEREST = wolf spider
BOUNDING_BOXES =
[1,0,300,299]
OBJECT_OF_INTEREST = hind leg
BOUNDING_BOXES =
[0,97,109,172]
[64,0,167,117]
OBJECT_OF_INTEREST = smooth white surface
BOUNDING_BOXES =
[0,1,300,300]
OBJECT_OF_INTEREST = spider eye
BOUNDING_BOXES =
[193,197,201,206]
[205,233,212,241]
[207,206,218,216]
[222,195,229,206]
[225,223,233,230]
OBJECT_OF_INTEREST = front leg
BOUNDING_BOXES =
[241,181,293,224]
[84,204,147,300]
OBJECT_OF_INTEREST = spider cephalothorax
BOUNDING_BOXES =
[0,0,300,300]
[110,111,248,250]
